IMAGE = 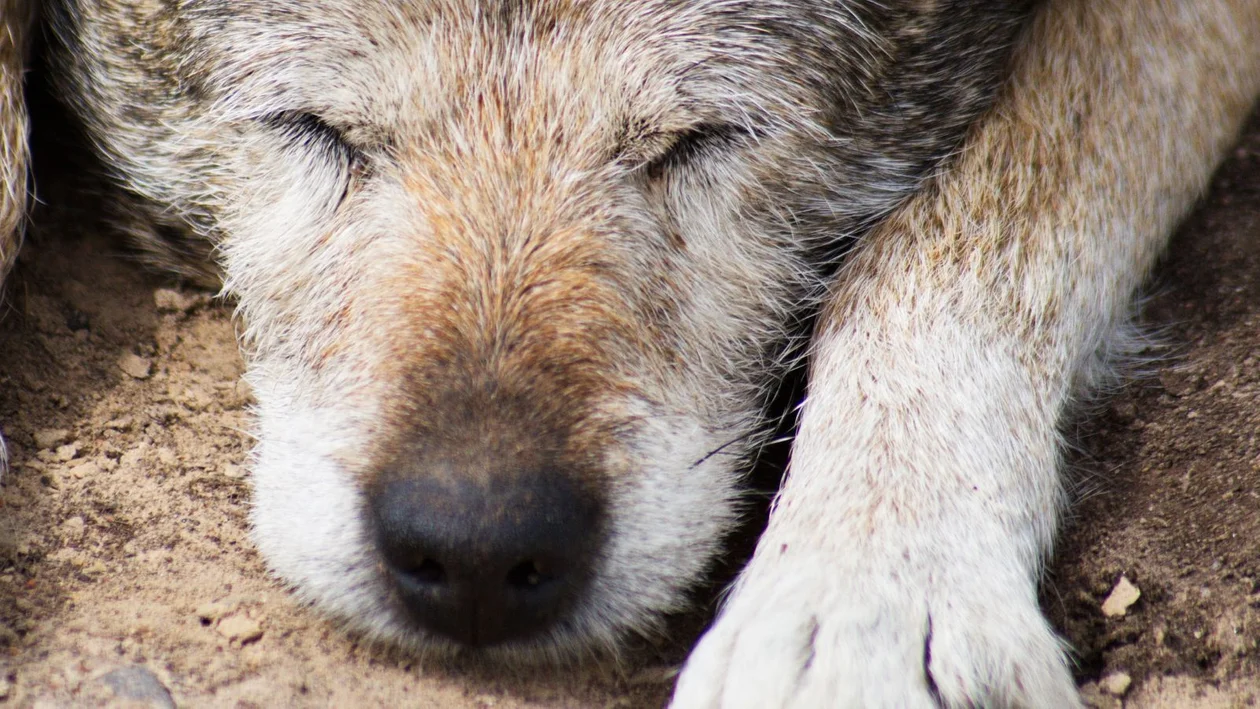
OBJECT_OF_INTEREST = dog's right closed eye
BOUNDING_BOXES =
[639,123,752,178]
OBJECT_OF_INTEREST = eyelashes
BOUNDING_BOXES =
[639,123,753,179]
[262,111,371,177]
[260,111,749,184]
[265,111,355,154]
[261,111,369,206]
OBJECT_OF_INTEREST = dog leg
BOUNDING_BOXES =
[673,0,1260,706]
[0,0,33,471]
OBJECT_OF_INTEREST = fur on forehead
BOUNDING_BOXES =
[178,0,892,138]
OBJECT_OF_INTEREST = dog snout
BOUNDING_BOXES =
[370,469,602,647]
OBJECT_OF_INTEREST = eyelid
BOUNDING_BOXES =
[262,111,355,151]
[260,111,368,208]
[638,123,753,176]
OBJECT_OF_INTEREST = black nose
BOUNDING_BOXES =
[369,470,602,647]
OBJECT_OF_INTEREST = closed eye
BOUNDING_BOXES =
[263,111,368,170]
[261,111,369,205]
[641,123,752,179]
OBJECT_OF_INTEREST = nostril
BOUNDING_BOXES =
[505,559,553,590]
[407,558,447,586]
[380,550,451,597]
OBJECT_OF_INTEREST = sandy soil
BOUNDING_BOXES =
[1,103,1259,707]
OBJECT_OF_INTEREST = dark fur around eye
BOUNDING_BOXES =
[642,123,752,178]
[263,111,360,162]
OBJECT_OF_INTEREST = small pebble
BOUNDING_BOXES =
[1079,682,1120,709]
[1102,576,1142,617]
[119,354,153,380]
[61,516,86,540]
[90,666,176,709]
[1100,671,1132,696]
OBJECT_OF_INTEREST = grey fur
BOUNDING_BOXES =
[23,0,1033,660]
[13,2,1250,707]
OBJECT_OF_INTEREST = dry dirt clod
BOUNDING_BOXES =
[1102,576,1142,618]
[54,443,79,462]
[221,463,247,479]
[1159,369,1204,397]
[68,459,101,479]
[154,287,212,314]
[228,378,255,408]
[194,599,235,624]
[32,428,70,450]
[104,416,134,431]
[216,613,264,646]
[119,353,154,380]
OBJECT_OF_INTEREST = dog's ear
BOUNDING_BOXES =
[0,0,36,285]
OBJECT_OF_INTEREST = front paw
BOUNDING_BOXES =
[671,550,1080,708]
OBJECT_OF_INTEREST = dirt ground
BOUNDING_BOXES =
[1,103,1259,707]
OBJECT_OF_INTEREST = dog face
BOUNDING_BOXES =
[217,3,835,657]
[48,0,1024,658]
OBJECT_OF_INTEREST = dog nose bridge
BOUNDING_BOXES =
[400,82,616,247]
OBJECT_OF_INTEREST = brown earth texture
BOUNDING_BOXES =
[0,91,1259,708]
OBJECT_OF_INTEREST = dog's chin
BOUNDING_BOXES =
[248,394,749,664]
